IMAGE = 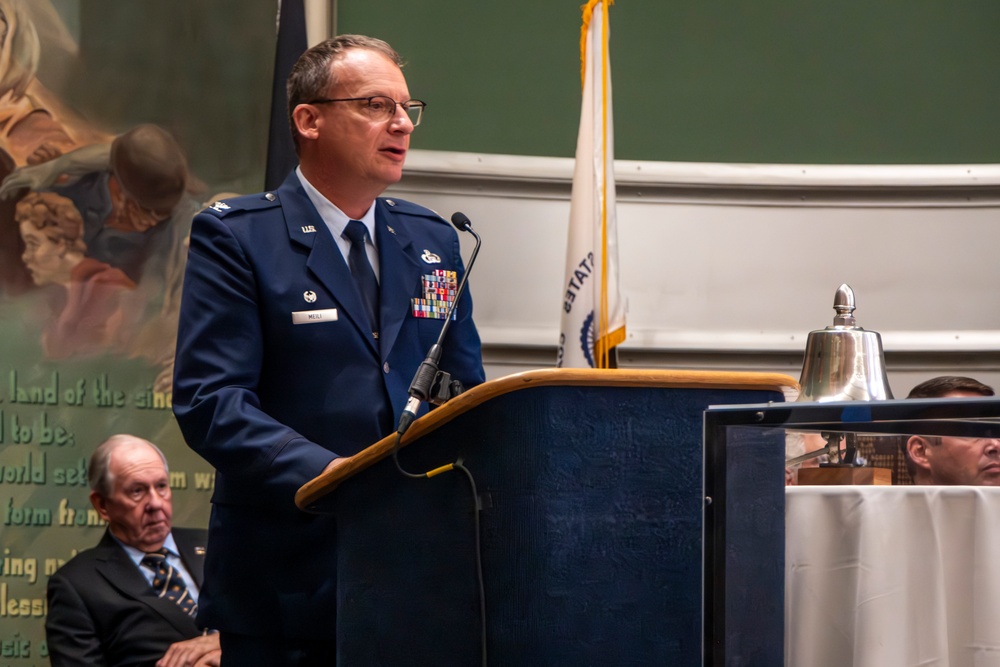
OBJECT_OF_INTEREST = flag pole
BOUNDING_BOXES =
[565,0,624,369]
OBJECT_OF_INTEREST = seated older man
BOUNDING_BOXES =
[904,376,999,486]
[46,434,219,667]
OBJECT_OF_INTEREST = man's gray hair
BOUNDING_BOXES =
[88,434,169,497]
[286,34,404,151]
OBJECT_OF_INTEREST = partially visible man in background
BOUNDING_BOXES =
[904,376,999,486]
[46,434,219,667]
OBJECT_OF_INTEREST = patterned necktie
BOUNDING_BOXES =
[141,548,197,617]
[343,220,380,331]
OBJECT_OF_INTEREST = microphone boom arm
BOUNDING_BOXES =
[397,212,482,435]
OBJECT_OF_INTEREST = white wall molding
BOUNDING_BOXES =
[387,150,1000,389]
[403,150,1000,206]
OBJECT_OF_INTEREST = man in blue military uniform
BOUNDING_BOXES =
[172,35,484,665]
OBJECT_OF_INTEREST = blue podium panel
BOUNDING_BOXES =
[332,384,784,666]
[703,419,787,667]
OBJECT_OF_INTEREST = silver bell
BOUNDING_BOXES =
[797,284,893,403]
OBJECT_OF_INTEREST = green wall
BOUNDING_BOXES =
[340,0,1000,164]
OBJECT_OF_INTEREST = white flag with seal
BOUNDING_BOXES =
[557,0,625,369]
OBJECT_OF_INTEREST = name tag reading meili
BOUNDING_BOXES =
[292,308,338,324]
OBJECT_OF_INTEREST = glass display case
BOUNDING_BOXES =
[702,396,1000,667]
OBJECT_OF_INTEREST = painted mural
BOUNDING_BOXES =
[0,1,275,662]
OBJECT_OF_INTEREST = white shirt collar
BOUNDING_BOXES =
[114,531,180,566]
[295,166,377,247]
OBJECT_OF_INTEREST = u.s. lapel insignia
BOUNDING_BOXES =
[421,249,441,264]
[301,225,317,233]
[209,201,230,212]
[386,225,396,235]
[303,290,317,303]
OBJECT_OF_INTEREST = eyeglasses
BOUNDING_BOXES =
[306,96,425,127]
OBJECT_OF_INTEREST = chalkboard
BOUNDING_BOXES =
[339,0,1000,164]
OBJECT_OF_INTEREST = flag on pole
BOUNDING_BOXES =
[265,0,308,191]
[557,0,625,369]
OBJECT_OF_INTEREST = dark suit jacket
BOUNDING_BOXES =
[45,527,208,667]
[172,172,484,639]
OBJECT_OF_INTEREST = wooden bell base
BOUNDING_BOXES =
[797,466,892,486]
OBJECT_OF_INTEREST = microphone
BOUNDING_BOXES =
[452,211,472,232]
[396,212,482,435]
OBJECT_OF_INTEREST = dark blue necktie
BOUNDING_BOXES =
[141,548,197,617]
[343,220,379,331]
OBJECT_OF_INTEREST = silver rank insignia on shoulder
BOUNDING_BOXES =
[301,225,316,233]
[303,290,317,303]
[265,193,276,201]
[421,249,441,264]
[385,199,396,206]
[210,201,230,212]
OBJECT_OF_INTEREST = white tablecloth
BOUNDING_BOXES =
[786,486,1000,667]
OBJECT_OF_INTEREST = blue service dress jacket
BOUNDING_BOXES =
[172,170,485,640]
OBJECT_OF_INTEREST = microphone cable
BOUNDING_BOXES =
[390,211,488,665]
[391,432,488,666]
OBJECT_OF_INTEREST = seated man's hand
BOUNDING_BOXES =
[194,648,221,667]
[156,632,220,667]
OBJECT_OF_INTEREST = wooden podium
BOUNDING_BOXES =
[296,369,796,666]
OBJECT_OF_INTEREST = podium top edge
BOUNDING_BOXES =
[294,369,798,511]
